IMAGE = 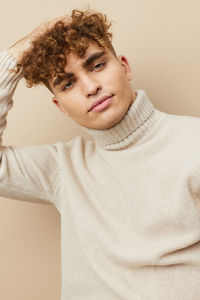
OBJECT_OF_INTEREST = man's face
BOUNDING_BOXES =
[49,43,136,130]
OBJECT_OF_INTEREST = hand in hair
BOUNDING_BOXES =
[8,15,72,62]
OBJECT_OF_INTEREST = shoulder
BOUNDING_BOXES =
[164,111,200,134]
[158,111,200,153]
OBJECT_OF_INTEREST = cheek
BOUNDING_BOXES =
[57,96,74,115]
[60,93,86,117]
[105,67,130,94]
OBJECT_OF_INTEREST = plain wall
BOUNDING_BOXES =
[0,0,200,299]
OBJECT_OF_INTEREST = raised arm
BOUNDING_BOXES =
[0,16,71,209]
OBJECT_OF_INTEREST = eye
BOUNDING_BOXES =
[92,62,106,71]
[62,80,75,91]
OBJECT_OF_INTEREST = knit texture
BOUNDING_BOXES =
[1,50,200,300]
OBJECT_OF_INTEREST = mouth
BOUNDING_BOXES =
[88,95,114,112]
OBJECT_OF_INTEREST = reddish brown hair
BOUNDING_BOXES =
[18,9,115,89]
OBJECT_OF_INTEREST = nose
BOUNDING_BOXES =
[81,74,102,97]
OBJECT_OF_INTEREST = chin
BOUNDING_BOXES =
[97,110,126,130]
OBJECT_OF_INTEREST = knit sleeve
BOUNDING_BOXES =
[0,50,61,210]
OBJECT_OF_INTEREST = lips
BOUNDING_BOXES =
[89,95,113,112]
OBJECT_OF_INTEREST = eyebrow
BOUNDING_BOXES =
[53,73,74,88]
[53,51,106,88]
[82,51,106,68]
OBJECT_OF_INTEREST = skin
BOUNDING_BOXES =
[49,43,137,130]
[8,15,137,130]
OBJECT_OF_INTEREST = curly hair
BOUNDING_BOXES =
[17,9,115,89]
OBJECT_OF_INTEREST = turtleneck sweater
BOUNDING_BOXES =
[1,49,200,300]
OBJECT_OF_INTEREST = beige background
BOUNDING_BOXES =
[0,0,200,299]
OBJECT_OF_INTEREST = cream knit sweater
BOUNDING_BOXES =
[1,50,200,300]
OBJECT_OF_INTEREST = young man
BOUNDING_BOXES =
[1,9,200,300]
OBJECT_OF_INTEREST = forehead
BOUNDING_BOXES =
[64,43,108,69]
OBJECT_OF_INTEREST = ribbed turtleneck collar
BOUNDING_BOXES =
[82,89,162,150]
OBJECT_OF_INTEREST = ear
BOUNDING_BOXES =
[118,55,132,81]
[52,97,70,117]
